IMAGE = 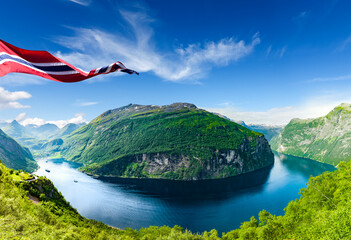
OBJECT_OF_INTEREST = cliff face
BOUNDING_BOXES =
[83,135,273,180]
[49,102,274,180]
[270,103,351,165]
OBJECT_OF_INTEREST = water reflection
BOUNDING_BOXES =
[100,164,273,201]
[34,152,335,233]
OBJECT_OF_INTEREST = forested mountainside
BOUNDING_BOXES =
[45,103,274,180]
[271,103,351,165]
[0,129,36,172]
[0,155,348,239]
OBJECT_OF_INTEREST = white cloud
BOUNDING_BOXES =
[55,11,260,82]
[204,94,351,125]
[308,74,351,83]
[75,99,98,107]
[17,113,87,128]
[77,101,98,107]
[0,87,31,109]
[68,0,91,6]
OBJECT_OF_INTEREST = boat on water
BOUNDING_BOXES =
[45,169,50,173]
[74,180,78,183]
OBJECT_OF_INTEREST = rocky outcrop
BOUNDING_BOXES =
[52,102,275,180]
[84,135,273,180]
[270,103,351,165]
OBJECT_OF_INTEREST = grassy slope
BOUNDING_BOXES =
[58,105,266,179]
[0,129,37,172]
[1,157,351,239]
[0,161,215,239]
[270,103,351,165]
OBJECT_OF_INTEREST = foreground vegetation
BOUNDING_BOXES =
[1,156,351,239]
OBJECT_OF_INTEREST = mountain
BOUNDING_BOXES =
[51,103,274,180]
[235,120,250,129]
[0,129,37,172]
[270,103,351,165]
[247,124,283,141]
[25,123,60,139]
[235,121,283,141]
[56,123,85,138]
[2,120,26,138]
[2,121,44,154]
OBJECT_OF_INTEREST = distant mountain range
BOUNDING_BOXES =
[231,120,283,141]
[43,103,274,180]
[270,103,351,165]
[1,121,85,154]
[213,114,284,141]
[246,124,283,141]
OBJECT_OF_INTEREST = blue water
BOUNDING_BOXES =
[34,152,335,233]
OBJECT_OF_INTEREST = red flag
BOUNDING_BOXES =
[0,39,138,83]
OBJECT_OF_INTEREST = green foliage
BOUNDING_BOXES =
[221,160,351,239]
[1,158,351,239]
[0,129,37,172]
[48,104,270,180]
[270,103,351,165]
[0,161,220,239]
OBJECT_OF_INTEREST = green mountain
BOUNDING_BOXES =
[270,103,351,165]
[27,123,60,139]
[49,103,273,180]
[247,124,283,141]
[0,129,37,172]
[1,121,81,157]
[2,120,26,138]
[56,123,85,138]
[2,121,46,154]
[1,152,350,239]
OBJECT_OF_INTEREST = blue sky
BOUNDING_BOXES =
[1,0,351,126]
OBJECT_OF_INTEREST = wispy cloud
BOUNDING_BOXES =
[0,74,45,86]
[265,45,287,58]
[16,112,87,128]
[68,0,92,6]
[76,99,98,107]
[204,93,351,125]
[0,87,31,109]
[55,10,260,82]
[336,35,351,52]
[308,74,351,83]
[266,45,272,56]
[279,46,287,58]
[292,11,309,22]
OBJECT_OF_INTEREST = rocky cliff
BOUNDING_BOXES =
[270,103,351,165]
[83,135,273,180]
[47,103,274,180]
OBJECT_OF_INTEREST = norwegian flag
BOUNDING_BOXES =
[0,39,138,83]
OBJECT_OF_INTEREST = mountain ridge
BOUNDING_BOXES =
[270,103,351,165]
[45,102,274,180]
[0,129,37,172]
